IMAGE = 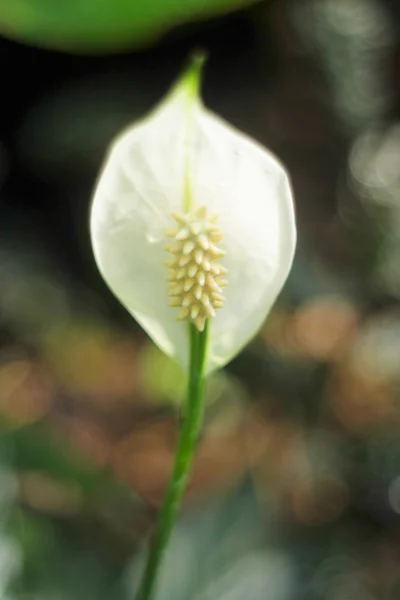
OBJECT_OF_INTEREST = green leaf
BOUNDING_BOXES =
[0,0,261,53]
[2,424,106,492]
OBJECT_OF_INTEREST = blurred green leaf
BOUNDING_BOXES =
[126,484,295,600]
[2,424,107,492]
[0,0,261,53]
[138,342,187,405]
[8,510,57,587]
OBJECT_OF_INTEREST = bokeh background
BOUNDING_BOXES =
[1,0,400,598]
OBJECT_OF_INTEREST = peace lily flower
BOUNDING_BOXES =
[90,57,296,374]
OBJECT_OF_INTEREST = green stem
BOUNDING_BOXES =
[135,321,209,600]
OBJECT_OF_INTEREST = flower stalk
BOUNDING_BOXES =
[135,321,209,600]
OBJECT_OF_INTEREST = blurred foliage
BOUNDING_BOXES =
[291,0,394,132]
[1,0,400,599]
[0,0,261,53]
[127,485,295,600]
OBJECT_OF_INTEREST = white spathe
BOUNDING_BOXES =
[90,66,296,374]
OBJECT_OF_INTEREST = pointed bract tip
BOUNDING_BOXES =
[180,50,208,101]
[189,50,207,71]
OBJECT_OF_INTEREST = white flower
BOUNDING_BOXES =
[90,58,296,374]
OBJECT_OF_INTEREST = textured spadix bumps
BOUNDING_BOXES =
[90,59,296,373]
[166,205,228,332]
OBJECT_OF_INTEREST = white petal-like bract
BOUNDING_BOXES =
[90,61,296,373]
